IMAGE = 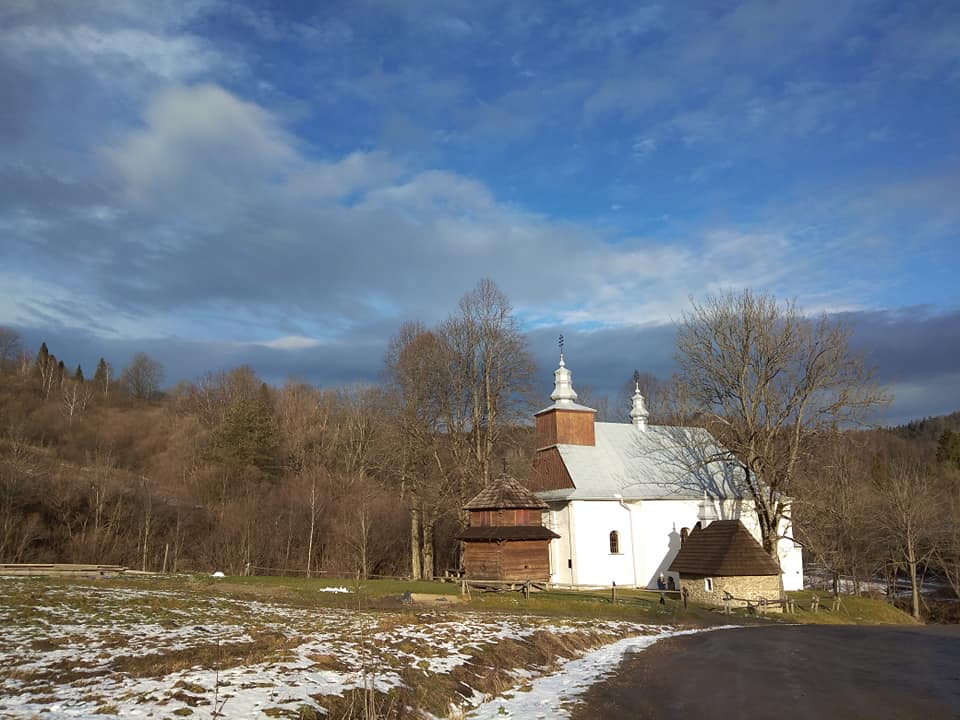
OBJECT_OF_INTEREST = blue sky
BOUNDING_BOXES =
[1,0,958,422]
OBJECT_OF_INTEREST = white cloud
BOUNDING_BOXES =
[1,25,229,82]
[106,84,297,207]
[257,335,323,350]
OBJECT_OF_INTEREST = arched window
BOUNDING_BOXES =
[609,530,620,554]
[680,527,689,546]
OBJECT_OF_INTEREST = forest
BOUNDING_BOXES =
[1,283,958,620]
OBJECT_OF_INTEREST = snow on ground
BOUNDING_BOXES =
[464,626,737,719]
[0,578,682,719]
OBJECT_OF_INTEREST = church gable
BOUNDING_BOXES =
[528,446,575,492]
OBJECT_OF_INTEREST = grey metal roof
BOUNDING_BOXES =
[535,422,743,501]
[534,401,597,416]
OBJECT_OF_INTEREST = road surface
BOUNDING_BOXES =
[575,624,960,720]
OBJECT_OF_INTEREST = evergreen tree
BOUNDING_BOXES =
[937,430,960,472]
[74,364,84,383]
[209,396,281,478]
[36,342,49,369]
[93,357,112,400]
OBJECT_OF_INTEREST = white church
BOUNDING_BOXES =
[527,353,804,592]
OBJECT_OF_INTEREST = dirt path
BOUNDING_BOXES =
[575,625,960,720]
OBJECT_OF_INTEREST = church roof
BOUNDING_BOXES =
[668,520,780,577]
[464,475,549,510]
[457,525,560,541]
[536,422,743,501]
[534,401,597,416]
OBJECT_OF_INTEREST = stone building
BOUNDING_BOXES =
[669,519,782,608]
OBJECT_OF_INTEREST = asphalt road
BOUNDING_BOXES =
[574,625,960,720]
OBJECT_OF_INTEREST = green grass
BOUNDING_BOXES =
[4,573,917,626]
[785,590,917,625]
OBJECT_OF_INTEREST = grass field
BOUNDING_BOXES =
[0,574,915,719]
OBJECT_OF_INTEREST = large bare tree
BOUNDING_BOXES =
[674,290,888,557]
[121,352,165,400]
[873,455,940,619]
[386,280,535,578]
[443,278,535,485]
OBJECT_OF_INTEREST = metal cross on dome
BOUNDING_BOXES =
[558,333,564,361]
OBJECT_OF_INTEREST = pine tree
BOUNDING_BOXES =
[74,364,84,383]
[209,396,280,478]
[93,358,112,400]
[936,430,960,472]
[36,342,49,370]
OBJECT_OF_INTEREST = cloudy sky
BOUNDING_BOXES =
[1,0,958,423]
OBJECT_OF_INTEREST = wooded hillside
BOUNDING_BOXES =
[0,281,536,579]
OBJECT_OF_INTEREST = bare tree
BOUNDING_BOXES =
[873,457,940,619]
[385,322,458,579]
[934,465,960,599]
[674,290,888,556]
[0,328,22,372]
[442,278,535,485]
[795,432,881,594]
[121,353,164,400]
[62,380,93,428]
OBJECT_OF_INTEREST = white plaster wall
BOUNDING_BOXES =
[777,516,804,591]
[545,496,804,591]
[565,501,636,587]
[633,499,699,588]
[544,503,573,586]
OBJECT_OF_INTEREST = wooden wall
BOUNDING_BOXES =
[469,509,543,527]
[528,447,575,492]
[463,540,552,582]
[535,408,595,448]
[501,540,551,581]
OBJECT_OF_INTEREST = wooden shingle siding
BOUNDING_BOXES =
[669,520,780,576]
[535,408,595,448]
[528,447,575,491]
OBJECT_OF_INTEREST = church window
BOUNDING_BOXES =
[705,577,714,592]
[680,527,689,546]
[609,530,620,554]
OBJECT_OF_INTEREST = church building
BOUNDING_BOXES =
[526,352,804,592]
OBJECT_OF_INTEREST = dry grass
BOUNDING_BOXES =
[108,630,296,678]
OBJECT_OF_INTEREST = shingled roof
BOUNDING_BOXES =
[464,475,549,511]
[456,525,560,541]
[669,520,780,576]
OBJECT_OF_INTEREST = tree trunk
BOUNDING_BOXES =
[306,474,317,578]
[908,553,921,620]
[410,506,422,580]
[422,515,435,581]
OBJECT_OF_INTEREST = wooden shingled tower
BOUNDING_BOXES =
[458,475,559,582]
